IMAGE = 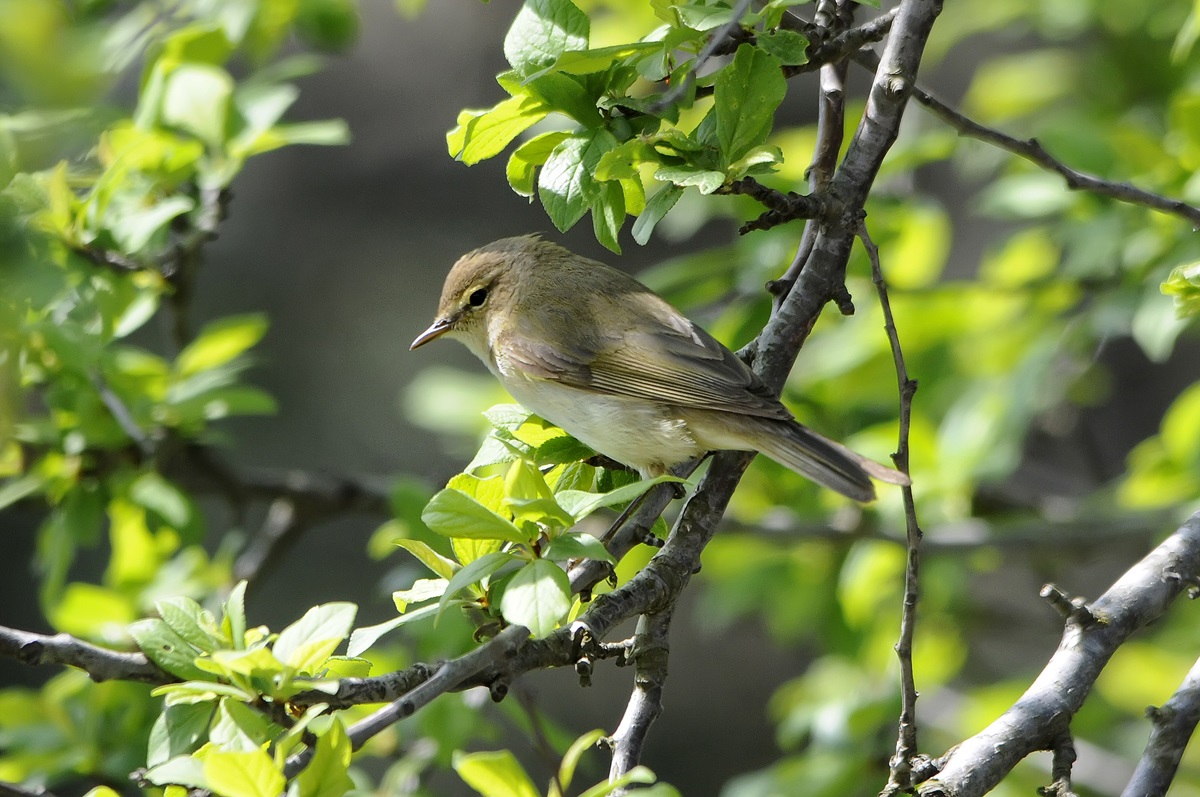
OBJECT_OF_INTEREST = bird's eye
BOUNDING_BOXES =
[468,288,488,307]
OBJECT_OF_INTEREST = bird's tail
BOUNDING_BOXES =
[750,418,910,502]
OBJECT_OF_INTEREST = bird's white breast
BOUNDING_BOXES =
[491,359,700,476]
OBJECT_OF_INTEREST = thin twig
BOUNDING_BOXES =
[1121,655,1200,797]
[718,177,827,234]
[849,50,1200,228]
[859,222,923,797]
[777,7,898,79]
[1041,729,1081,797]
[91,372,159,457]
[569,460,699,599]
[0,782,55,797]
[651,0,754,112]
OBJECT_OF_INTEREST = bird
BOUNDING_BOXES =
[410,235,908,501]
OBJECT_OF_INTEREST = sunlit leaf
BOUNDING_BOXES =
[498,558,571,637]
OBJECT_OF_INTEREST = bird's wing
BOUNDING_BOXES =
[499,304,791,421]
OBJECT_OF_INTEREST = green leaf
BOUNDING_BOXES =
[394,538,458,579]
[498,559,572,637]
[557,474,683,522]
[0,473,45,510]
[147,703,214,767]
[539,130,618,232]
[297,718,353,797]
[453,749,540,797]
[393,577,449,610]
[447,93,549,166]
[504,457,554,503]
[542,531,615,564]
[211,699,276,751]
[160,24,235,66]
[671,3,738,30]
[518,71,602,127]
[109,195,195,254]
[272,703,332,764]
[726,144,783,179]
[423,488,529,543]
[170,385,279,423]
[203,748,285,797]
[632,185,683,245]
[161,64,235,148]
[176,314,268,377]
[757,28,809,65]
[653,165,725,195]
[483,403,536,430]
[713,44,786,163]
[157,596,224,654]
[530,42,663,76]
[199,647,285,681]
[963,50,1076,123]
[532,434,594,465]
[346,602,439,657]
[577,766,661,797]
[152,681,256,704]
[1133,287,1189,363]
[507,130,571,197]
[223,581,248,650]
[558,729,607,791]
[128,618,209,681]
[128,471,195,529]
[273,603,357,670]
[446,472,511,516]
[439,551,518,617]
[1163,261,1200,318]
[445,473,511,563]
[237,120,351,158]
[503,0,590,78]
[591,179,625,253]
[143,755,209,789]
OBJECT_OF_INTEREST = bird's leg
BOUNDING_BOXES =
[599,487,661,547]
[584,453,635,472]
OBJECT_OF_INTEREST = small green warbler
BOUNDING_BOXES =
[411,235,907,501]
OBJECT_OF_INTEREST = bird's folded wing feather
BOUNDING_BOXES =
[499,308,791,421]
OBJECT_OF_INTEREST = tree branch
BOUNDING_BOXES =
[1122,654,1200,797]
[607,606,674,789]
[781,7,898,78]
[284,625,529,778]
[0,625,172,685]
[917,511,1200,797]
[774,7,852,307]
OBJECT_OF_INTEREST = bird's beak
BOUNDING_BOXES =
[410,317,453,350]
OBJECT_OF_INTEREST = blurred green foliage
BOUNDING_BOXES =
[1,0,1200,796]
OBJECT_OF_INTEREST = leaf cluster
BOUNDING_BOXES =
[359,405,682,643]
[448,0,815,251]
